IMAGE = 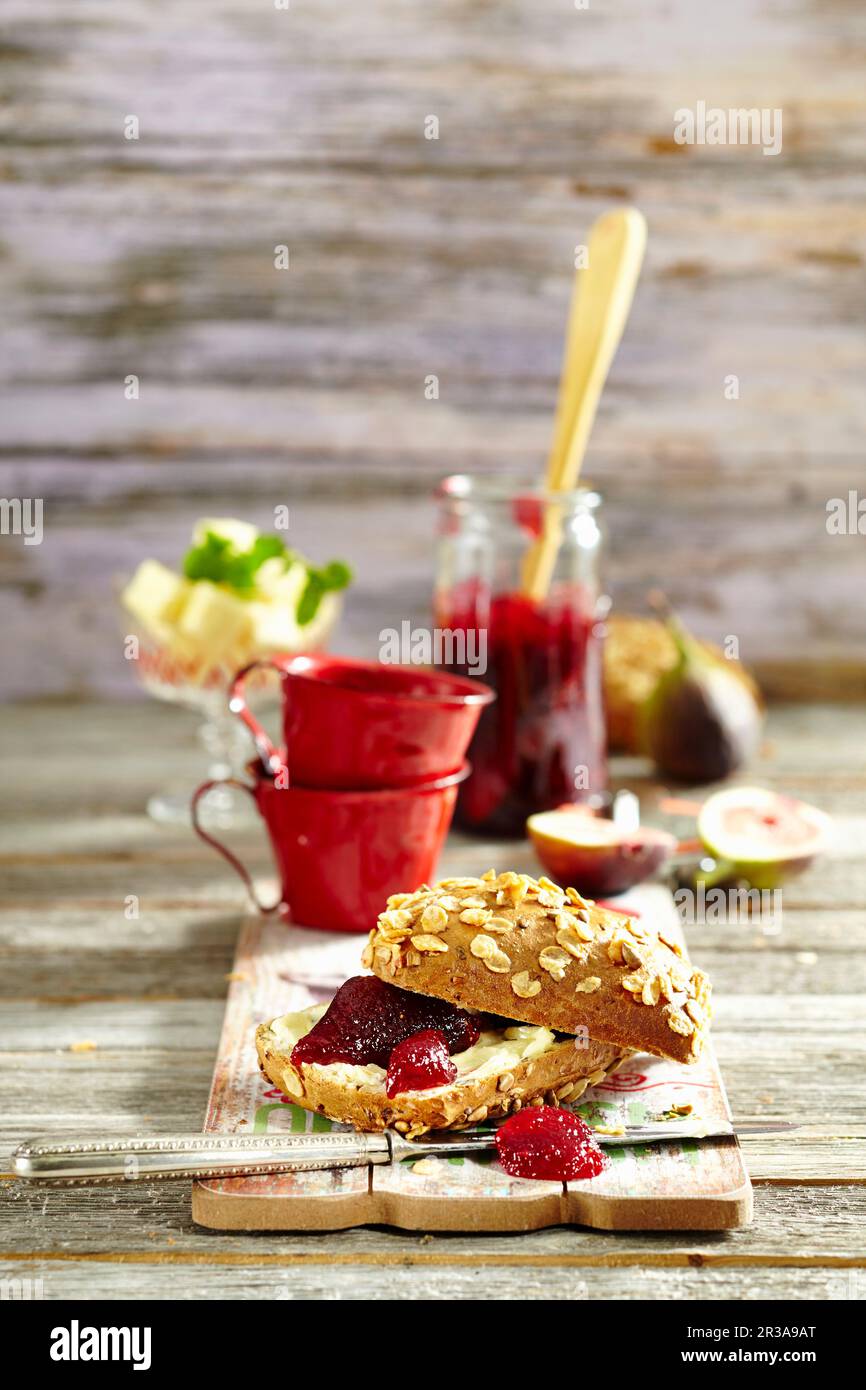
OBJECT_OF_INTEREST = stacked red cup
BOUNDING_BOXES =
[192,655,494,931]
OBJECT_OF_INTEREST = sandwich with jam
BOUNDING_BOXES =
[256,869,711,1138]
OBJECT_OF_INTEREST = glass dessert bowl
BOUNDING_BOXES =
[120,518,349,828]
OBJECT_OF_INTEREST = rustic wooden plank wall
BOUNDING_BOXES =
[1,0,864,700]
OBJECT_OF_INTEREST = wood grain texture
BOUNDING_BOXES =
[0,1258,860,1301]
[2,1181,865,1262]
[1,2,865,698]
[0,701,865,1295]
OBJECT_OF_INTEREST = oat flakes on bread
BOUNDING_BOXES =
[256,1005,628,1138]
[363,869,711,1065]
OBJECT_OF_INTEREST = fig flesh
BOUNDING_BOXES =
[697,786,831,889]
[527,806,676,896]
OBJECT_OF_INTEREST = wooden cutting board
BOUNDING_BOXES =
[192,885,752,1231]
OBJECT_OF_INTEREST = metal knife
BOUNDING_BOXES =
[11,1122,795,1184]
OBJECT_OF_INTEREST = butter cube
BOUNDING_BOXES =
[253,556,296,598]
[249,589,340,654]
[192,517,258,552]
[247,600,302,654]
[122,560,189,633]
[176,581,252,662]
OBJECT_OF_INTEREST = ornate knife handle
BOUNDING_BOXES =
[12,1131,392,1183]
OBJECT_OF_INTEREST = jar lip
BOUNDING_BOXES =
[438,473,602,509]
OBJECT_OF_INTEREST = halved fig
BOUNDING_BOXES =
[697,786,832,889]
[527,806,677,896]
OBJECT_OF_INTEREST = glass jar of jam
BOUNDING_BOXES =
[434,475,608,836]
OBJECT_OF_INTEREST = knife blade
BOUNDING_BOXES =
[11,1121,796,1184]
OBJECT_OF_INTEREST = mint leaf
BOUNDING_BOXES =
[222,553,259,592]
[224,536,292,593]
[297,559,352,626]
[320,560,352,591]
[182,530,293,595]
[249,535,289,567]
[183,531,232,583]
[182,525,349,618]
[297,573,324,627]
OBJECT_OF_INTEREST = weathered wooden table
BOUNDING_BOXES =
[1,701,863,1300]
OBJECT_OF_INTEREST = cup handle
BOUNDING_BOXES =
[228,659,287,776]
[191,778,282,915]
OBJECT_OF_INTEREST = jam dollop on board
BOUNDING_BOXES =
[495,1106,608,1182]
[291,976,480,1070]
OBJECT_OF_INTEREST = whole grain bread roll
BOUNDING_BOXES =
[362,870,711,1065]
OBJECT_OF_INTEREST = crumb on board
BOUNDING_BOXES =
[411,1158,446,1177]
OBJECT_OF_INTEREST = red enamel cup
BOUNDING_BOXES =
[191,761,469,932]
[228,654,494,789]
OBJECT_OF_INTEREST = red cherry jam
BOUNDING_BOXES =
[495,1106,608,1182]
[435,583,606,835]
[291,976,480,1070]
[385,1029,458,1097]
